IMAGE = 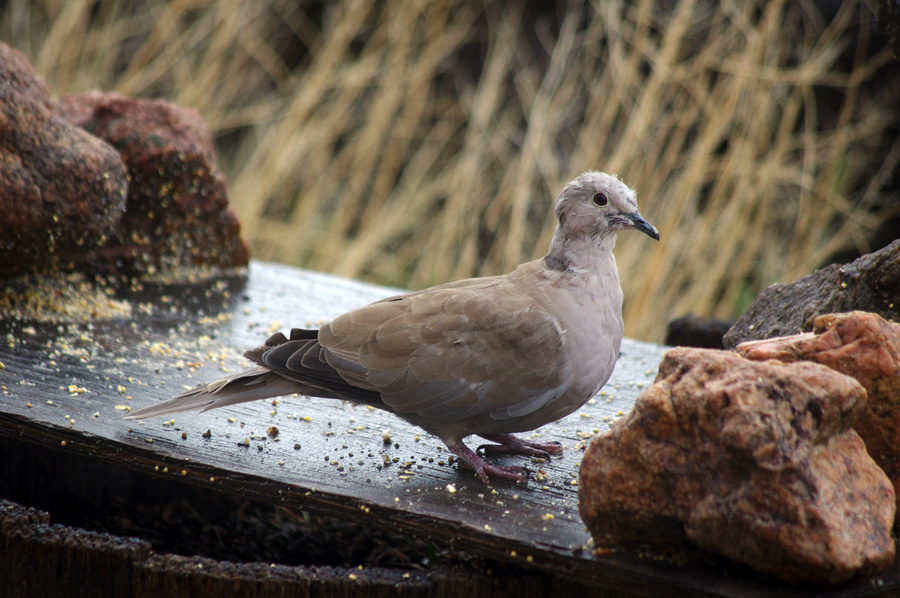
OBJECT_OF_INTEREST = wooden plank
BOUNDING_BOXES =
[1,261,898,597]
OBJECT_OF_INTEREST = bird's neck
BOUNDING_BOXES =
[544,230,617,274]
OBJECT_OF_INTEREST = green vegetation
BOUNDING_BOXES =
[5,0,897,340]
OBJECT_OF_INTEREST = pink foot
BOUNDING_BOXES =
[477,433,563,458]
[445,439,525,483]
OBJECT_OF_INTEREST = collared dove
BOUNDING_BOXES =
[127,172,659,482]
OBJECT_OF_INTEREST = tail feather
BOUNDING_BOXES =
[126,368,297,420]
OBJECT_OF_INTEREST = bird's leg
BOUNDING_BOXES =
[476,433,563,458]
[445,439,525,483]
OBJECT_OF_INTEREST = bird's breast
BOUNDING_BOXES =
[530,267,625,401]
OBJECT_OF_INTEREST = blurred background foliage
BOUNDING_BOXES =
[2,0,898,341]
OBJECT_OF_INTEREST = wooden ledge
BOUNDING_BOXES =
[1,261,896,597]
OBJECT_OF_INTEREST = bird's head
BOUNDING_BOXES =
[544,171,658,272]
[554,171,658,242]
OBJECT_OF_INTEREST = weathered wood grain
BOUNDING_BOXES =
[1,261,897,597]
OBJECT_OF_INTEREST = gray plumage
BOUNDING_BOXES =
[127,171,659,482]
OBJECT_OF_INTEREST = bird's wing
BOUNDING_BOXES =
[316,276,569,428]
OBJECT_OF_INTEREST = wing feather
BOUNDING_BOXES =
[318,276,567,427]
[132,264,574,436]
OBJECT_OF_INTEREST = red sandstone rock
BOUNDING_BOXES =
[0,43,127,277]
[58,92,249,276]
[737,311,900,505]
[579,347,895,585]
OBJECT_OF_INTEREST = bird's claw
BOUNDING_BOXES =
[476,435,564,459]
[477,443,550,460]
[457,458,527,483]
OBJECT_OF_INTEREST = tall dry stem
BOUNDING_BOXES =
[3,0,896,340]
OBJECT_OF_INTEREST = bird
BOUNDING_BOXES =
[127,171,659,482]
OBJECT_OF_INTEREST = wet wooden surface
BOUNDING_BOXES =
[1,261,898,597]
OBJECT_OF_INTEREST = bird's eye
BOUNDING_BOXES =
[592,192,608,207]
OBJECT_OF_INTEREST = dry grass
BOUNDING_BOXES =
[4,0,897,341]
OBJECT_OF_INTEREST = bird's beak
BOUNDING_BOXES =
[625,212,659,241]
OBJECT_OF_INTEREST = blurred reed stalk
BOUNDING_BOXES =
[4,0,897,341]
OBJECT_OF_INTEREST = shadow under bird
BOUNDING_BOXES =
[127,171,659,482]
